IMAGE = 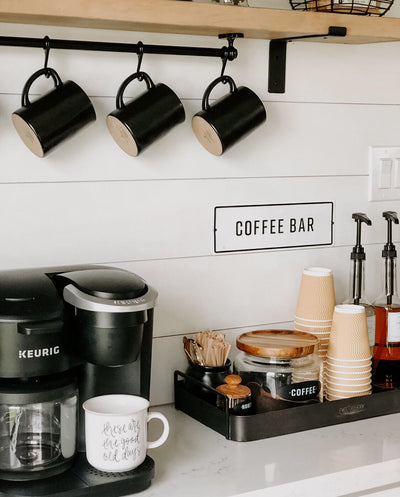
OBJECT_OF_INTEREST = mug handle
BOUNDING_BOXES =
[21,67,63,107]
[116,71,155,110]
[202,75,237,111]
[146,411,169,449]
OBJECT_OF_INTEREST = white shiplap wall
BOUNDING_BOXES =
[1,2,400,405]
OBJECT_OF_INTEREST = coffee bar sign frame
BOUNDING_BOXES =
[214,202,334,253]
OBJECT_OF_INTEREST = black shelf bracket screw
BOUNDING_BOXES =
[268,26,347,94]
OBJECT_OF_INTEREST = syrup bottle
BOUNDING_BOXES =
[343,213,374,344]
[372,211,400,390]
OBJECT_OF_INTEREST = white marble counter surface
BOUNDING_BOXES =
[139,405,400,497]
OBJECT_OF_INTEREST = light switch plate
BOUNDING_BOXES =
[369,147,400,201]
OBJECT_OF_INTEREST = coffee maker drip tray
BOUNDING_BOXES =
[0,454,155,497]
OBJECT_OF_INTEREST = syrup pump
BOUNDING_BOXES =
[343,213,374,343]
[380,211,399,306]
[346,213,372,305]
[372,211,400,390]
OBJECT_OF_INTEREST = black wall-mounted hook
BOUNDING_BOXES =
[136,41,145,80]
[43,35,51,78]
[220,53,228,80]
[136,41,144,71]
[268,26,347,94]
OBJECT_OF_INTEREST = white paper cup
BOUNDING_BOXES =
[83,394,169,472]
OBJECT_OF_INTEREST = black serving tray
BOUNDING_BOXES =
[174,370,400,442]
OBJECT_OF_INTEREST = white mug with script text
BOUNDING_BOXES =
[83,394,169,472]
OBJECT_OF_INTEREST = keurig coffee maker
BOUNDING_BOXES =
[0,265,158,496]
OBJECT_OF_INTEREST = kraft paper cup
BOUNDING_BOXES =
[326,384,371,393]
[327,305,371,361]
[325,370,371,382]
[325,385,371,395]
[294,318,332,327]
[295,267,335,322]
[325,385,372,397]
[315,335,330,360]
[326,355,372,365]
[325,375,371,385]
[326,362,371,372]
[295,324,331,335]
[326,356,372,369]
[326,356,372,374]
[325,373,371,385]
[325,390,371,401]
[292,371,321,382]
[325,383,371,395]
[325,370,371,380]
[294,317,332,326]
[325,363,372,373]
[325,385,372,395]
[318,346,329,354]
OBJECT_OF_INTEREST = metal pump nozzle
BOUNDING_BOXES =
[350,213,372,305]
[382,211,399,305]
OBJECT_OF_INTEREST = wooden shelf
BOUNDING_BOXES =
[0,0,400,44]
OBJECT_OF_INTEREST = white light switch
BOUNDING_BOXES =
[379,158,392,188]
[369,147,400,201]
[394,159,400,188]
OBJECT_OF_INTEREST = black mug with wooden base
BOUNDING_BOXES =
[107,71,185,157]
[192,75,266,156]
[12,68,96,158]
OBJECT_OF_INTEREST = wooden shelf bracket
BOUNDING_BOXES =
[268,25,347,94]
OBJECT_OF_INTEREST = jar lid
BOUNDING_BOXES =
[236,330,318,358]
[216,375,251,399]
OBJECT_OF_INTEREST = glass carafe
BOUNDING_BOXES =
[0,376,77,481]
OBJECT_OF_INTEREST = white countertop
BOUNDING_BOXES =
[140,405,400,497]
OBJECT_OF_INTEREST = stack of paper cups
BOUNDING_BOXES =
[294,267,335,361]
[325,304,372,401]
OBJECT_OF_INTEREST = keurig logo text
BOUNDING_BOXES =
[18,346,60,359]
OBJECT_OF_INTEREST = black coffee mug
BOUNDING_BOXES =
[107,71,185,157]
[192,75,266,156]
[12,68,96,157]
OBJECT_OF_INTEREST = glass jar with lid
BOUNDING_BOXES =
[234,330,321,412]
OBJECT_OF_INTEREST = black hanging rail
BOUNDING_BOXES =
[0,32,242,61]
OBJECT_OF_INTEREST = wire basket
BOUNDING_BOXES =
[289,0,394,15]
